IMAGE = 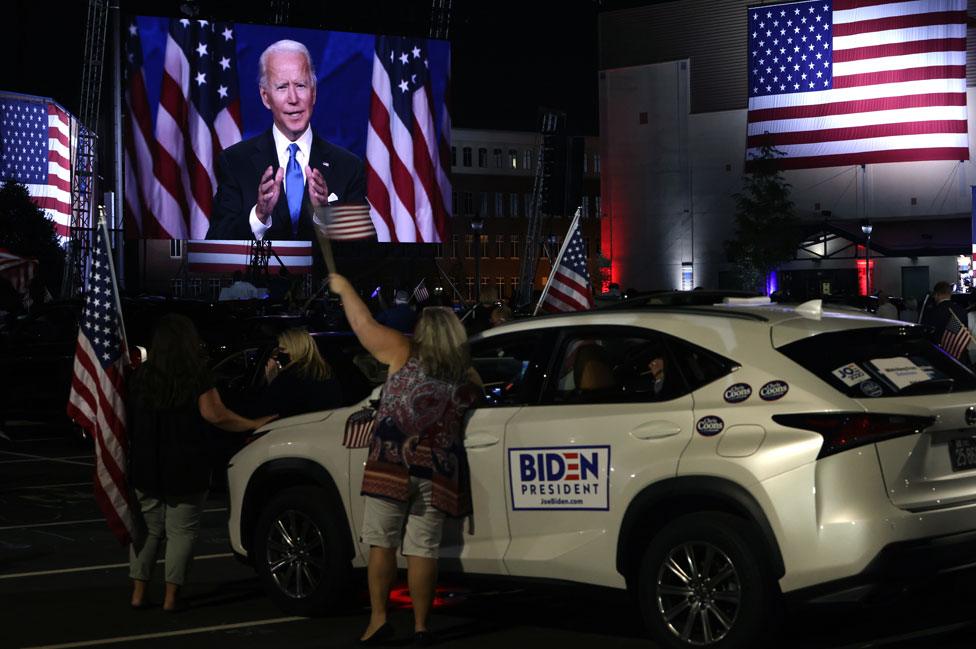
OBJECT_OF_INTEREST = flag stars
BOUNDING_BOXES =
[222,27,233,40]
[129,23,137,35]
[399,52,409,64]
[217,85,228,98]
[411,46,421,58]
[179,18,189,27]
[219,56,231,70]
[195,71,206,85]
[398,79,409,93]
[196,42,208,57]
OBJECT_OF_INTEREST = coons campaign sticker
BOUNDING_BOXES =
[759,380,789,401]
[508,446,611,511]
[696,416,725,436]
[860,380,884,397]
[723,383,752,403]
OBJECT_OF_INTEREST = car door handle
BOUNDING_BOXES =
[630,421,682,440]
[464,432,500,449]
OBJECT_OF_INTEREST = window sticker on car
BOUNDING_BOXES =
[832,362,868,387]
[759,380,789,401]
[860,380,884,397]
[723,383,752,403]
[696,416,724,436]
[867,357,932,390]
[508,446,611,511]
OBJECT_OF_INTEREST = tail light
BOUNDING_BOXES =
[772,413,935,459]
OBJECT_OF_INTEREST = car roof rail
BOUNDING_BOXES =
[603,306,771,322]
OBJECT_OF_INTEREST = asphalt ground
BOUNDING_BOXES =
[2,423,976,649]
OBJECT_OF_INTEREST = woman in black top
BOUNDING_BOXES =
[255,327,343,418]
[127,314,274,611]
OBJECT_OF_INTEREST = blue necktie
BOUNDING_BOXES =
[285,143,304,236]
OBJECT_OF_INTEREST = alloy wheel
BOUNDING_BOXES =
[265,508,326,599]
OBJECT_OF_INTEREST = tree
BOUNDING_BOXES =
[725,144,803,292]
[0,181,65,295]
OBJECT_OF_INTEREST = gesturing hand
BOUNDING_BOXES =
[309,167,330,208]
[256,165,284,223]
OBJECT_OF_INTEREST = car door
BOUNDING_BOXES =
[502,325,696,586]
[438,329,553,574]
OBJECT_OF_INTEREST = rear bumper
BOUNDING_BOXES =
[787,529,976,604]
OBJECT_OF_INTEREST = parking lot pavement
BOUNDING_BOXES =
[3,424,976,649]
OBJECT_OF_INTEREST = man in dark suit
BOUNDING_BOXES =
[206,39,366,241]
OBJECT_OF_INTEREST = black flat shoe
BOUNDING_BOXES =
[413,630,435,647]
[130,600,152,610]
[359,622,394,646]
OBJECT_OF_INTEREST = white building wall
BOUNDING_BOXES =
[602,61,976,294]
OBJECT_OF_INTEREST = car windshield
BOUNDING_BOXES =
[777,325,976,397]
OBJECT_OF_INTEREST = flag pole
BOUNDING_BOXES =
[312,206,337,274]
[99,217,130,360]
[533,206,582,316]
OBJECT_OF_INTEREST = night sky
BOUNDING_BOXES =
[1,0,605,135]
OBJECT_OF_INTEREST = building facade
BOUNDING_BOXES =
[598,1,976,301]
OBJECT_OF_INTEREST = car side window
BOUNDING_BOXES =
[667,337,738,392]
[470,332,548,407]
[545,330,687,405]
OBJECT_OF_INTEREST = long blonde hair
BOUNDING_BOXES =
[412,307,469,383]
[278,328,332,381]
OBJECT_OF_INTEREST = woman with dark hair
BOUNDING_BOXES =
[127,314,274,612]
[329,273,480,647]
[254,327,343,418]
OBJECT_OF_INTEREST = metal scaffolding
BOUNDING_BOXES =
[515,110,563,307]
[63,0,110,297]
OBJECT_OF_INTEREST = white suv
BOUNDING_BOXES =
[227,301,976,649]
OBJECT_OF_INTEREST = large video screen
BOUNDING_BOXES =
[123,16,451,244]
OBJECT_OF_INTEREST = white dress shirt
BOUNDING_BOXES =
[248,124,313,240]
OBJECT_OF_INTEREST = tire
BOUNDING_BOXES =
[637,512,778,649]
[253,486,351,616]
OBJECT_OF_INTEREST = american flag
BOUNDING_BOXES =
[323,204,377,240]
[541,213,595,313]
[412,277,430,303]
[940,308,972,359]
[66,221,137,546]
[186,239,313,274]
[747,0,968,169]
[365,36,450,243]
[343,406,376,449]
[0,96,74,237]
[127,18,242,239]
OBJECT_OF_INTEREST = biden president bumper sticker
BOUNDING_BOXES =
[509,446,611,511]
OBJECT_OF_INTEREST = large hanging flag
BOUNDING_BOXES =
[0,94,75,237]
[186,239,313,274]
[66,220,137,546]
[537,209,595,314]
[746,0,968,169]
[365,36,451,243]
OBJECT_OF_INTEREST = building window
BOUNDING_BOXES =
[478,147,488,168]
[462,146,472,167]
[451,234,459,259]
[189,277,201,297]
[496,277,505,299]
[169,239,183,258]
[466,276,474,301]
[208,277,221,300]
[510,193,519,218]
[594,153,600,174]
[465,234,473,258]
[451,146,457,167]
[462,191,473,215]
[509,149,518,169]
[511,276,519,298]
[511,234,519,259]
[581,195,589,219]
[481,277,490,296]
[524,194,533,217]
[496,234,505,258]
[494,192,503,218]
[595,196,601,219]
[481,234,489,258]
[452,191,459,215]
[493,148,502,168]
[523,149,533,170]
[479,192,488,217]
[170,278,183,297]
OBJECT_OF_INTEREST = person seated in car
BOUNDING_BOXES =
[254,327,343,419]
[574,344,616,392]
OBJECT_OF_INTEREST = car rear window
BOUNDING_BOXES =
[777,326,976,397]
